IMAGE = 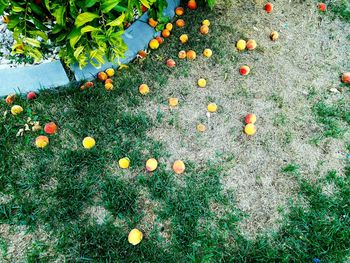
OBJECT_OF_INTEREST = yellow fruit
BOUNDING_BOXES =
[35,136,49,148]
[169,98,179,107]
[203,48,212,58]
[202,19,210,26]
[105,83,114,90]
[270,31,279,41]
[178,50,187,59]
[236,39,246,51]
[146,158,158,172]
[11,105,23,115]
[119,157,130,169]
[197,78,206,88]
[165,23,173,31]
[2,15,9,24]
[172,160,185,174]
[244,123,256,135]
[83,137,96,149]
[105,68,115,77]
[196,123,206,132]
[128,229,143,245]
[207,103,217,113]
[179,34,188,44]
[139,84,149,95]
[149,39,159,49]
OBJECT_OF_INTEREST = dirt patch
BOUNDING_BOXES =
[146,0,350,237]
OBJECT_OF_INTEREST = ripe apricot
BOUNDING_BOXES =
[162,29,171,38]
[246,39,257,50]
[35,135,49,148]
[166,59,176,68]
[11,105,23,115]
[176,19,185,27]
[236,39,246,51]
[148,18,158,27]
[105,68,115,77]
[85,81,94,88]
[146,158,158,172]
[187,0,197,10]
[207,103,217,113]
[342,72,350,84]
[200,25,209,35]
[165,23,173,31]
[239,65,250,76]
[244,113,257,124]
[244,123,256,135]
[175,7,184,16]
[139,84,150,95]
[105,79,113,84]
[169,98,179,107]
[186,50,196,60]
[203,48,212,58]
[105,83,114,90]
[155,36,164,44]
[172,160,185,174]
[5,94,15,105]
[202,19,210,26]
[44,122,57,134]
[97,72,107,81]
[178,50,187,59]
[264,2,273,13]
[138,50,148,58]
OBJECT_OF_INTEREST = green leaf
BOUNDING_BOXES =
[140,0,150,9]
[81,25,100,33]
[84,0,98,8]
[25,38,41,47]
[53,6,66,26]
[12,6,25,12]
[29,3,45,17]
[74,46,84,59]
[106,13,125,27]
[75,12,99,27]
[29,31,48,41]
[101,0,121,13]
[68,28,82,48]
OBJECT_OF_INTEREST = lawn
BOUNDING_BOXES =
[0,0,350,262]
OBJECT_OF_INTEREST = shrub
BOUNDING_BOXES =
[0,0,168,68]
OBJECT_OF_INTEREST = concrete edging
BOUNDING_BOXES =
[0,0,180,97]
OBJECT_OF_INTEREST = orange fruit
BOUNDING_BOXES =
[186,50,196,60]
[187,0,197,10]
[155,36,164,44]
[148,18,158,27]
[175,7,184,16]
[162,29,171,38]
[200,25,209,35]
[176,19,185,27]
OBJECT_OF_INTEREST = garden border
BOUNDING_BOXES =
[0,0,180,97]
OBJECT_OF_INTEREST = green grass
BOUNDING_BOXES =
[1,3,350,262]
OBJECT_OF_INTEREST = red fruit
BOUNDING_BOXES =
[341,72,350,84]
[244,113,257,124]
[27,91,37,100]
[318,3,326,12]
[34,0,41,4]
[156,36,164,44]
[187,0,197,10]
[264,2,273,13]
[141,4,148,12]
[85,81,94,88]
[44,122,57,134]
[239,65,250,76]
[166,59,176,68]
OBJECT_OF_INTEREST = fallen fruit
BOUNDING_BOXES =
[200,25,209,35]
[318,3,326,12]
[97,72,108,81]
[128,229,143,245]
[187,0,197,10]
[244,123,256,135]
[105,68,115,77]
[178,50,187,59]
[162,29,171,38]
[155,36,164,44]
[119,157,130,169]
[44,122,57,134]
[105,79,113,84]
[246,39,257,50]
[173,160,185,174]
[85,81,94,88]
[148,18,158,27]
[141,4,148,12]
[105,83,114,90]
[203,48,212,58]
[2,15,9,24]
[176,19,185,27]
[175,7,184,16]
[239,65,250,76]
[264,2,273,13]
[11,105,23,115]
[179,34,188,44]
[202,19,210,26]
[35,135,49,148]
[186,50,196,60]
[207,103,217,113]
[146,158,158,172]
[149,39,160,49]
[166,23,173,31]
[270,31,279,41]
[5,94,15,105]
[236,39,246,51]
[342,72,350,84]
[244,113,257,124]
[166,59,176,68]
[197,123,206,132]
[197,78,207,88]
[169,98,179,107]
[139,84,150,95]
[83,137,96,149]
[138,50,148,58]
[27,91,37,100]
